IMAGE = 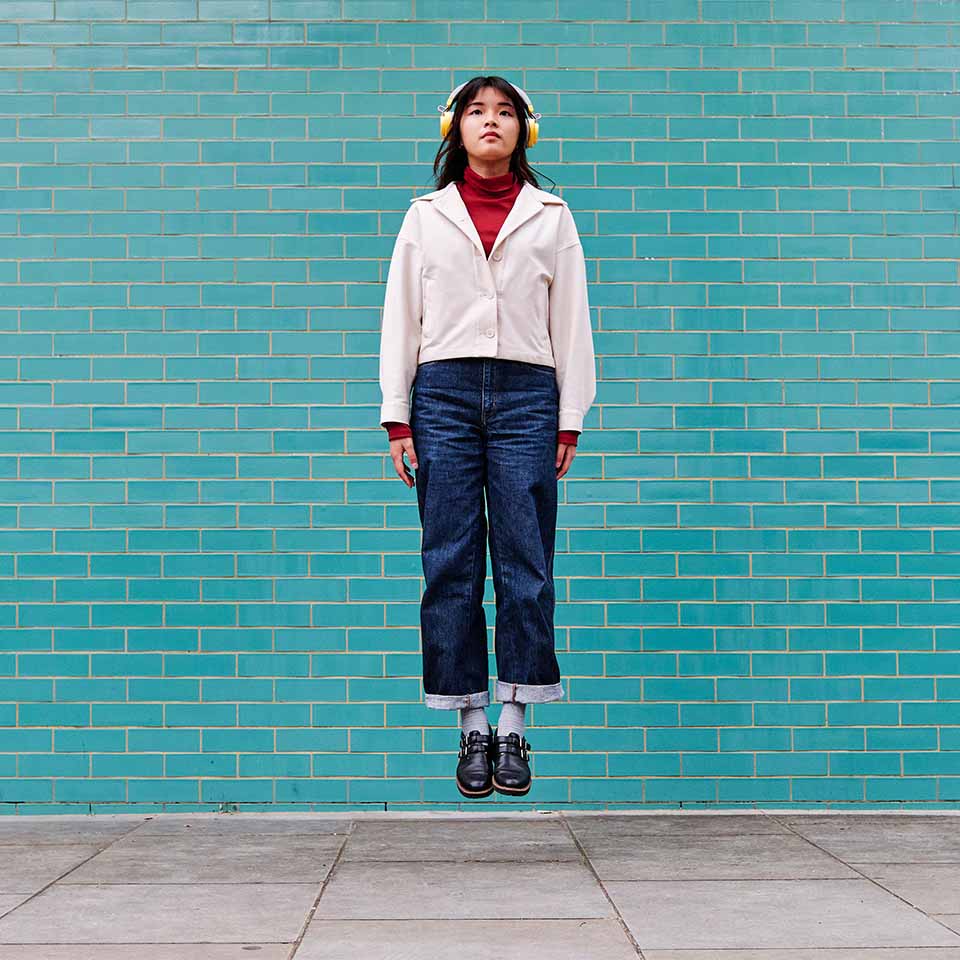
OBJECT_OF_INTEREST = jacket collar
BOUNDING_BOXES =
[411,180,564,259]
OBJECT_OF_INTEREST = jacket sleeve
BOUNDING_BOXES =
[378,205,423,426]
[548,204,596,434]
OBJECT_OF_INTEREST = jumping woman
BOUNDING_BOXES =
[378,75,596,799]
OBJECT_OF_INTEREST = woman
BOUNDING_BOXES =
[378,75,596,799]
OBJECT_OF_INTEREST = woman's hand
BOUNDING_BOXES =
[390,437,418,488]
[556,441,576,480]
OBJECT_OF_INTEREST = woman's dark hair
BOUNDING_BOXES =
[430,75,557,193]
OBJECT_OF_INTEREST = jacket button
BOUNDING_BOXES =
[493,252,502,260]
[485,329,495,337]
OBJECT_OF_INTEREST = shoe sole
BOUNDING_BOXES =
[456,779,494,798]
[492,776,531,796]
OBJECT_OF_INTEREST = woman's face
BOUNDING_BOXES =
[458,86,520,165]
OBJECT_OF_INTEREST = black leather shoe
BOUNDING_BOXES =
[456,728,494,798]
[490,727,532,796]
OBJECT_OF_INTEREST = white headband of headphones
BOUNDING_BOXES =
[437,79,542,122]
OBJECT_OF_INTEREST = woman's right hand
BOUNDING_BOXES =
[390,437,418,488]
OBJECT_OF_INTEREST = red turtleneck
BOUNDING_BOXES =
[384,165,581,449]
[457,163,523,257]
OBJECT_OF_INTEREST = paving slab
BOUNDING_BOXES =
[849,863,960,914]
[0,846,103,893]
[342,817,578,862]
[606,877,960,950]
[585,833,858,881]
[778,814,960,835]
[134,814,351,837]
[297,918,638,959]
[0,882,318,944]
[780,813,960,827]
[566,812,791,837]
[314,861,614,920]
[63,833,345,884]
[780,816,960,862]
[0,948,290,960]
[0,895,31,915]
[0,817,142,846]
[643,950,960,960]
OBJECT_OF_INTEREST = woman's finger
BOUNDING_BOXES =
[556,444,576,479]
[403,439,418,470]
[390,440,416,488]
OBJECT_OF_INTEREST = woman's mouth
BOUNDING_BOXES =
[482,133,500,140]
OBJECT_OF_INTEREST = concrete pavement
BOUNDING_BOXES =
[0,810,960,957]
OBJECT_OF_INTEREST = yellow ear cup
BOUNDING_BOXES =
[526,116,539,148]
[439,107,454,141]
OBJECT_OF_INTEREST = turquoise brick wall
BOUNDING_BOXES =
[2,2,960,812]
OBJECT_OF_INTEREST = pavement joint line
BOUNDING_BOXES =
[762,808,960,943]
[558,812,648,960]
[4,812,960,952]
[285,818,357,960]
[0,817,153,920]
[0,815,153,925]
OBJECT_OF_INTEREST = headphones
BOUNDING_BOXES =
[438,79,542,149]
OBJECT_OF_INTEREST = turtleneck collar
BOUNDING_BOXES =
[461,164,517,197]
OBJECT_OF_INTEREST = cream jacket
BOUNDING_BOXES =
[378,179,597,433]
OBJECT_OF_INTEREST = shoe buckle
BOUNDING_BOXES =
[460,731,491,759]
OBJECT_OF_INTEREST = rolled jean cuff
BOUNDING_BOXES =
[424,689,491,710]
[495,680,565,704]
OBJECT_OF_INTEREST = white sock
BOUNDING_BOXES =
[496,701,526,739]
[460,705,490,737]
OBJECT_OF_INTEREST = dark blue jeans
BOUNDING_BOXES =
[409,357,565,710]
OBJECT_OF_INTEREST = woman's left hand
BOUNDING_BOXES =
[556,442,576,480]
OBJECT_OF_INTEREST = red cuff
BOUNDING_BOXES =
[384,421,413,442]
